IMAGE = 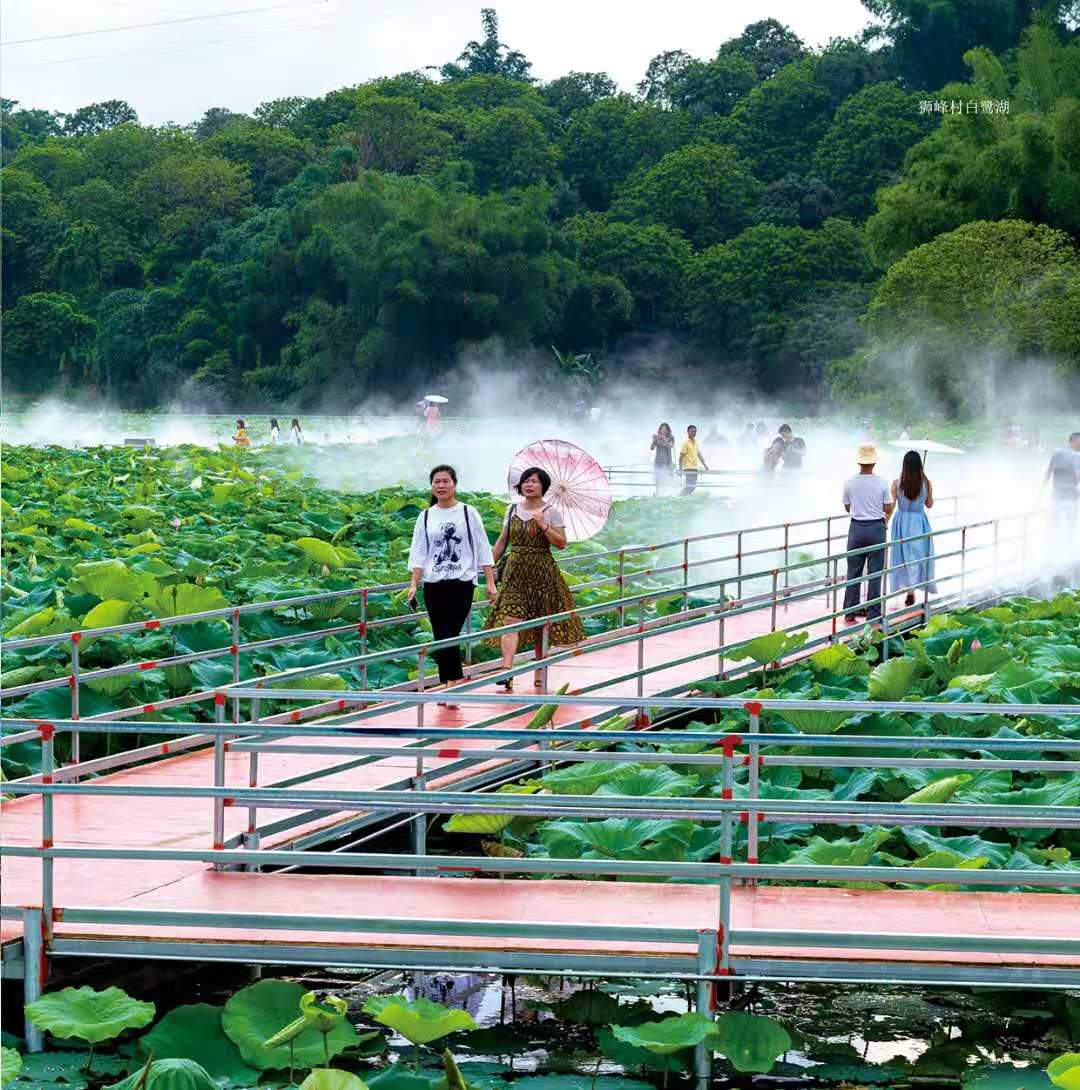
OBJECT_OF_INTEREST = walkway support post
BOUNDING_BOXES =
[360,589,369,692]
[683,539,690,611]
[247,696,260,838]
[736,532,743,598]
[635,601,646,720]
[69,632,81,769]
[782,524,790,592]
[417,651,426,729]
[231,608,241,725]
[960,526,968,605]
[617,550,626,627]
[770,570,778,630]
[717,594,725,680]
[212,694,226,870]
[694,929,714,1090]
[412,754,428,877]
[540,623,551,692]
[746,703,761,880]
[40,725,55,938]
[23,908,45,1052]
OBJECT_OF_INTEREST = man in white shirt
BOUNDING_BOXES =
[842,444,894,623]
[1044,432,1080,532]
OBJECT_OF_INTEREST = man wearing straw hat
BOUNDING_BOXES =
[842,443,894,623]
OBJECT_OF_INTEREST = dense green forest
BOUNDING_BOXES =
[3,2,1079,413]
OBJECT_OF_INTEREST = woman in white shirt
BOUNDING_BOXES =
[407,465,496,704]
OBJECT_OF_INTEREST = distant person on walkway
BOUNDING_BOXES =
[761,436,785,476]
[269,418,280,444]
[650,422,675,495]
[783,437,806,471]
[424,401,441,433]
[777,423,793,446]
[486,467,585,691]
[678,425,708,495]
[233,419,251,447]
[290,418,304,444]
[739,422,757,450]
[898,423,913,442]
[407,465,496,708]
[890,451,936,607]
[1043,431,1080,530]
[842,444,894,624]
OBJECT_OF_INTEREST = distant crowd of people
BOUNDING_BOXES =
[233,418,304,446]
[650,421,807,495]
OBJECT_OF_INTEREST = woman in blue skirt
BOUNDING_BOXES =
[890,451,937,606]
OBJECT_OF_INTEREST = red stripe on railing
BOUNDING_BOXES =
[437,748,460,759]
[70,632,82,643]
[36,722,55,742]
[143,704,156,714]
[214,693,226,706]
[143,619,161,629]
[744,701,763,716]
[139,661,159,671]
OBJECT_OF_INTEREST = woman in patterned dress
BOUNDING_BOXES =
[486,466,585,691]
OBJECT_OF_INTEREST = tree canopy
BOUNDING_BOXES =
[2,6,1077,412]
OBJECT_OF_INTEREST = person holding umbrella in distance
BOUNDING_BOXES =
[842,443,894,623]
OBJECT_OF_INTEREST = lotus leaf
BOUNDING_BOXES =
[553,989,624,1026]
[1,1048,21,1087]
[512,1078,654,1090]
[105,1057,217,1090]
[25,986,155,1046]
[80,599,132,629]
[526,683,570,729]
[1049,1054,1080,1090]
[593,765,696,797]
[808,644,871,676]
[295,538,344,569]
[140,1003,256,1085]
[443,812,515,835]
[902,775,972,804]
[360,996,476,1046]
[222,980,359,1070]
[777,707,853,733]
[300,992,348,1034]
[868,656,920,701]
[299,1071,368,1090]
[783,827,893,866]
[730,630,808,666]
[70,560,153,603]
[708,1011,791,1073]
[611,1013,717,1054]
[365,1061,438,1090]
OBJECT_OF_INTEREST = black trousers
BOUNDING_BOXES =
[843,519,887,620]
[422,579,475,683]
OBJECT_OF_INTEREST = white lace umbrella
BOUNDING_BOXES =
[508,439,611,542]
[889,438,964,465]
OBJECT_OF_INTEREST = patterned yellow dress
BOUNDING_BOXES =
[485,506,586,651]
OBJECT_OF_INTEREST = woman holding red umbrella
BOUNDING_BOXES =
[485,466,585,690]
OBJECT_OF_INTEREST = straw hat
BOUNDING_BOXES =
[856,443,879,465]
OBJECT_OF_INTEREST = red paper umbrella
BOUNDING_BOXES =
[508,439,611,542]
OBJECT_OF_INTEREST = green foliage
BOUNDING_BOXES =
[0,1049,21,1087]
[361,996,477,1047]
[25,986,155,1047]
[708,1011,792,1073]
[221,980,359,1071]
[141,1003,255,1085]
[611,1013,717,1054]
[1048,1054,1080,1090]
[299,1070,369,1090]
[105,1058,217,1090]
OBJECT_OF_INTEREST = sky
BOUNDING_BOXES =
[2,0,872,125]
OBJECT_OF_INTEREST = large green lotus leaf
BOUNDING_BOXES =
[151,584,229,618]
[808,644,871,677]
[70,560,155,604]
[140,1004,256,1086]
[902,775,971,804]
[553,989,624,1026]
[1030,643,1080,671]
[361,996,476,1046]
[105,1057,216,1090]
[777,708,853,733]
[731,630,808,666]
[597,1027,690,1074]
[783,827,893,867]
[25,987,155,1045]
[963,1062,1054,1089]
[63,518,103,536]
[271,673,348,691]
[365,1061,438,1090]
[295,538,344,569]
[1049,1055,1080,1090]
[612,1013,717,1055]
[538,818,684,861]
[539,761,626,795]
[708,1011,791,1073]
[299,1071,368,1090]
[79,599,132,629]
[222,980,359,1070]
[868,657,920,701]
[1,1048,21,1086]
[443,812,514,835]
[86,674,135,697]
[10,1050,91,1087]
[4,607,61,638]
[593,765,696,797]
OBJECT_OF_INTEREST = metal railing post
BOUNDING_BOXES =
[719,735,736,867]
[417,650,426,728]
[770,569,778,630]
[960,526,968,605]
[782,523,790,592]
[360,589,369,692]
[694,930,714,1090]
[22,908,45,1052]
[39,725,55,940]
[212,694,226,869]
[69,633,81,769]
[746,702,761,878]
[412,754,428,877]
[247,695,260,843]
[717,593,726,680]
[231,609,241,725]
[683,538,690,610]
[736,531,743,597]
[464,608,473,668]
[541,622,551,692]
[636,601,646,723]
[617,550,626,627]
[992,518,1000,588]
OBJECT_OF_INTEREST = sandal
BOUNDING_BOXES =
[497,679,514,692]
[904,592,916,606]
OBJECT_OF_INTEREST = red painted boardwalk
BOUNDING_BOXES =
[41,873,1080,971]
[1,591,830,943]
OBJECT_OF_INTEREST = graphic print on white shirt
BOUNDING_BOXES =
[432,520,464,575]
